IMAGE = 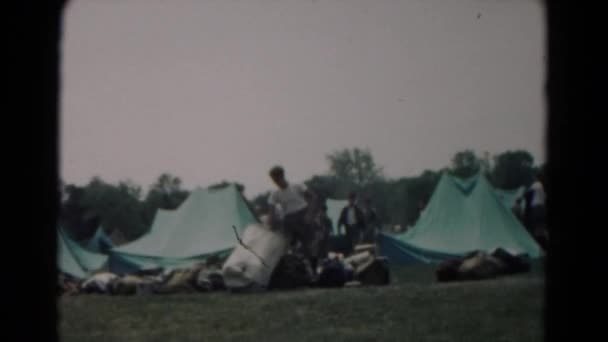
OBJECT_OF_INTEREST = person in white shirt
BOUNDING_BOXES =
[530,180,546,208]
[267,166,318,269]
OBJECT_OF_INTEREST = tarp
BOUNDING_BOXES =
[84,226,115,253]
[109,184,257,274]
[58,228,108,279]
[378,173,542,265]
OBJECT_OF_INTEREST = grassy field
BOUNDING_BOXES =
[59,263,545,342]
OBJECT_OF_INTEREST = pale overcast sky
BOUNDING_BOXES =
[61,0,546,197]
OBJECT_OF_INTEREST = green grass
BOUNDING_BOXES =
[60,264,544,342]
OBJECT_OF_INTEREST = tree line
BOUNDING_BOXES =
[60,149,544,243]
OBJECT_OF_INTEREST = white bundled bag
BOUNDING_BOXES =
[81,272,119,293]
[222,223,289,290]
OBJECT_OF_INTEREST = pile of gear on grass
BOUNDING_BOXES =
[58,214,390,297]
[434,247,532,282]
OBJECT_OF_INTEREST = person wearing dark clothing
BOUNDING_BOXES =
[337,192,366,253]
[524,171,548,249]
[361,197,379,243]
[512,197,525,222]
[523,188,534,232]
[313,204,333,262]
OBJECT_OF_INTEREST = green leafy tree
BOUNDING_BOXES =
[60,184,99,240]
[450,150,481,178]
[81,177,147,241]
[305,174,356,200]
[142,173,189,228]
[326,147,383,188]
[118,180,143,200]
[491,150,536,189]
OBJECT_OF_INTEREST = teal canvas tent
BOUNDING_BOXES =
[58,228,108,279]
[109,184,258,274]
[84,226,114,253]
[326,198,348,235]
[378,172,542,265]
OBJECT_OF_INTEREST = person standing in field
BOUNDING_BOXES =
[337,192,366,253]
[267,165,319,272]
[361,197,379,243]
[313,203,333,262]
[526,170,548,249]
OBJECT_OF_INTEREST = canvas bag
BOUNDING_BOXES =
[222,223,290,289]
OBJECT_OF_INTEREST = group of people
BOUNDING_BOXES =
[265,166,379,275]
[336,192,378,249]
